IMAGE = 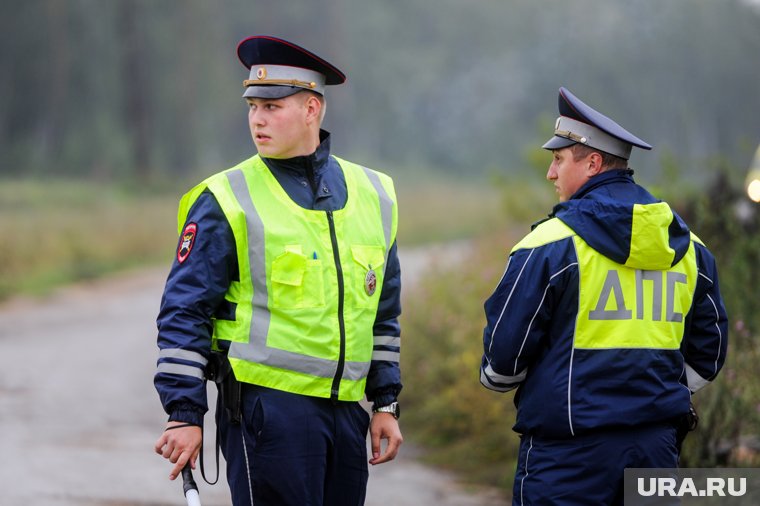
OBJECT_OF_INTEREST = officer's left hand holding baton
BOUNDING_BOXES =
[154,422,203,481]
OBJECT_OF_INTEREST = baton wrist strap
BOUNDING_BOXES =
[164,422,199,431]
[199,423,220,486]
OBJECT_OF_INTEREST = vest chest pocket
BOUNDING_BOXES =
[350,245,386,309]
[271,249,325,308]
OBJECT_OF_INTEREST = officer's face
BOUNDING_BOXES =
[246,93,319,158]
[546,147,592,202]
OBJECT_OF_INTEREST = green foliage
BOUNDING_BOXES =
[667,169,760,467]
[400,232,522,493]
[395,178,504,245]
[502,140,558,223]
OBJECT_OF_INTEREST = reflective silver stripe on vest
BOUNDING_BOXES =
[223,167,379,382]
[361,166,394,255]
[225,168,272,368]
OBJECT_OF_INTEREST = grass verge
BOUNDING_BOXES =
[0,176,526,300]
[0,179,178,300]
[399,232,524,495]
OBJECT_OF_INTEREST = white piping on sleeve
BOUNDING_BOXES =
[705,292,723,377]
[488,250,534,354]
[513,262,578,376]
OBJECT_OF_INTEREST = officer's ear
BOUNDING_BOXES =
[302,92,324,125]
[586,151,604,177]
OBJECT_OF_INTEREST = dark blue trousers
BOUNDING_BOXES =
[217,384,370,506]
[512,425,678,506]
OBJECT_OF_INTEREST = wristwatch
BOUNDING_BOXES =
[372,401,400,419]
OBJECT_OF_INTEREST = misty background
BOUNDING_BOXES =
[3,1,760,502]
[3,0,760,185]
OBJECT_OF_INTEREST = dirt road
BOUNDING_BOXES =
[0,245,507,505]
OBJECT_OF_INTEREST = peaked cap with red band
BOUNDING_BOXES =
[542,87,652,160]
[237,35,346,99]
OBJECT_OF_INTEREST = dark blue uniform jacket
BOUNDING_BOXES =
[481,170,728,438]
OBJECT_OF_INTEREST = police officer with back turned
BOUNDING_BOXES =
[480,87,728,505]
[154,35,403,505]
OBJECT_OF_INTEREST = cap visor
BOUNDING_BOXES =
[243,85,303,99]
[542,136,577,151]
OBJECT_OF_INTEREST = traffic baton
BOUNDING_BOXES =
[181,465,202,506]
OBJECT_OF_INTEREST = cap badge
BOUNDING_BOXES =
[256,67,267,80]
[365,268,377,296]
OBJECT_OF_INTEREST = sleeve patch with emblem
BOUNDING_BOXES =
[177,222,198,264]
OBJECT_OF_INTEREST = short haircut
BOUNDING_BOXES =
[570,143,628,170]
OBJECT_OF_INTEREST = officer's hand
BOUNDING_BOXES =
[369,413,403,465]
[154,423,202,480]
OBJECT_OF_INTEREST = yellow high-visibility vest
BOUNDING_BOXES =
[511,209,698,350]
[178,155,397,401]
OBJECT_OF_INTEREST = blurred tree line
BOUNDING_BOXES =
[2,0,760,183]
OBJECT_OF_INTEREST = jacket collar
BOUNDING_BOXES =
[569,168,635,201]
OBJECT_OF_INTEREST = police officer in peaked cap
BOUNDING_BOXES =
[480,87,728,505]
[154,36,403,505]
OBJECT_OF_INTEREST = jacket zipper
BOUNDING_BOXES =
[326,210,346,401]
